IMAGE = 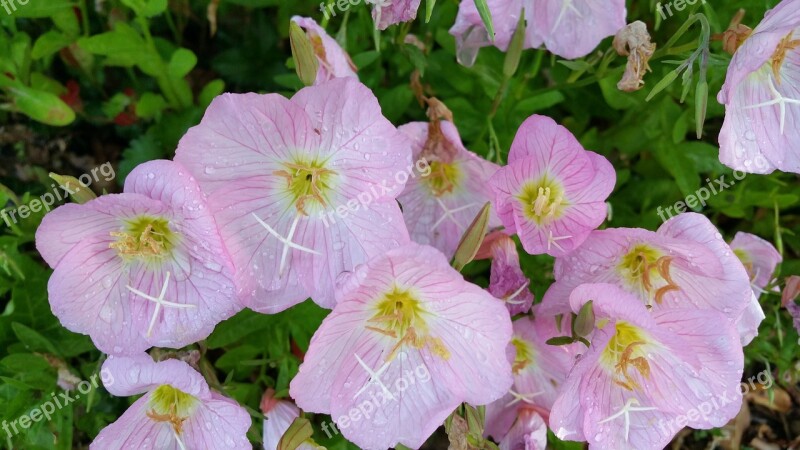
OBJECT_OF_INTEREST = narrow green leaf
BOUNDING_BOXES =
[452,202,492,271]
[474,0,495,42]
[546,336,576,346]
[289,21,319,86]
[645,67,681,101]
[425,0,436,22]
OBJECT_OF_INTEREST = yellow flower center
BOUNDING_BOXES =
[770,32,800,84]
[511,337,534,374]
[367,287,450,361]
[517,175,566,224]
[110,216,177,261]
[147,385,198,435]
[423,161,461,197]
[274,159,336,216]
[618,244,680,305]
[600,322,652,391]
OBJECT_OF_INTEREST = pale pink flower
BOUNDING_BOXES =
[718,0,800,174]
[291,16,358,83]
[484,312,574,441]
[91,354,251,450]
[540,213,763,345]
[397,121,500,259]
[730,231,782,293]
[489,115,615,257]
[449,0,626,64]
[475,231,534,315]
[175,78,411,312]
[289,243,513,450]
[550,283,744,450]
[498,409,548,450]
[35,160,241,355]
[372,0,421,30]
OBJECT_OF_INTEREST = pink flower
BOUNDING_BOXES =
[718,0,800,174]
[372,0,421,30]
[397,121,500,259]
[175,78,411,312]
[549,283,744,450]
[540,213,763,345]
[35,160,241,356]
[475,231,534,315]
[533,0,627,59]
[289,243,513,450]
[449,0,626,64]
[291,16,358,83]
[489,115,615,257]
[498,409,547,450]
[730,231,782,293]
[261,390,319,450]
[484,312,574,441]
[91,354,251,450]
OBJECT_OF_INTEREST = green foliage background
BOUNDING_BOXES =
[0,0,798,448]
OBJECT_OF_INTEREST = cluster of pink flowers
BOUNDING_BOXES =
[33,3,793,449]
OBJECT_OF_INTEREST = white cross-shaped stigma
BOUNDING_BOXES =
[506,389,544,407]
[432,198,479,231]
[597,398,658,442]
[253,213,320,276]
[353,353,394,400]
[126,272,195,338]
[744,74,800,135]
[554,0,583,31]
[506,281,531,305]
[546,229,572,252]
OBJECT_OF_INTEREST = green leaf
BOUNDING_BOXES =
[8,85,75,126]
[11,322,59,355]
[572,300,595,338]
[425,0,436,22]
[503,12,526,79]
[473,0,495,43]
[48,173,97,203]
[135,93,168,119]
[546,336,576,346]
[11,0,75,18]
[77,23,152,68]
[646,67,681,101]
[167,48,198,79]
[31,31,73,60]
[199,79,225,109]
[121,0,168,17]
[278,417,314,450]
[452,202,492,272]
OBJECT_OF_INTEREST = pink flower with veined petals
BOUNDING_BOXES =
[291,16,358,84]
[475,231,534,315]
[449,0,626,65]
[540,213,762,345]
[397,121,500,259]
[372,0,421,30]
[484,311,574,441]
[91,354,251,450]
[35,160,241,356]
[550,283,744,450]
[718,0,800,174]
[289,243,512,450]
[489,115,615,257]
[730,231,782,294]
[498,409,547,450]
[175,78,411,312]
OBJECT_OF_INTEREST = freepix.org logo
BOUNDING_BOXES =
[1,0,30,15]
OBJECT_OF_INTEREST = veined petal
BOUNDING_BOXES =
[533,0,626,59]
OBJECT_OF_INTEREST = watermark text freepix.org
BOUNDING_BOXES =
[0,162,115,228]
[656,0,706,20]
[1,0,30,15]
[2,368,114,438]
